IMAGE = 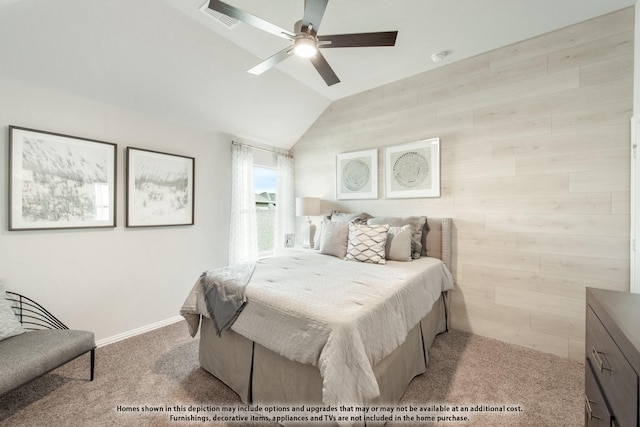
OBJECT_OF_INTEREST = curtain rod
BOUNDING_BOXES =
[232,140,293,158]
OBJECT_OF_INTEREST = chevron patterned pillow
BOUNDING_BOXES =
[345,222,389,264]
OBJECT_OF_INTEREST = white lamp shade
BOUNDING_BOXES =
[296,197,321,216]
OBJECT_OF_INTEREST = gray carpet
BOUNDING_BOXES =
[0,321,583,426]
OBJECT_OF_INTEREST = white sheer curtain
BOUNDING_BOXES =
[229,143,258,265]
[274,152,295,250]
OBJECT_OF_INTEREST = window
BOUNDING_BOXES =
[253,166,277,255]
[94,183,110,220]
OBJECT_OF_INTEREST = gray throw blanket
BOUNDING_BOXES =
[181,262,256,336]
[202,262,255,335]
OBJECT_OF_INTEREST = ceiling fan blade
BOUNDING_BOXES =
[247,47,294,75]
[318,31,398,48]
[310,51,340,86]
[207,0,295,40]
[302,0,329,34]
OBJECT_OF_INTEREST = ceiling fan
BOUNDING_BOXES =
[207,0,398,86]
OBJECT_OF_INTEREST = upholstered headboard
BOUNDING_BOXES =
[326,211,451,270]
[426,218,451,272]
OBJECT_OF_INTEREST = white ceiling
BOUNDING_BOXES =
[0,0,635,148]
[166,0,636,101]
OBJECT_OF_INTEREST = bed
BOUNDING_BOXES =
[181,216,453,426]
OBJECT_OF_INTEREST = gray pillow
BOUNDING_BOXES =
[368,216,427,259]
[330,211,373,224]
[0,282,24,341]
[386,225,412,262]
[319,219,350,258]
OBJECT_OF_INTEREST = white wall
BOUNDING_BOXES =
[0,74,231,342]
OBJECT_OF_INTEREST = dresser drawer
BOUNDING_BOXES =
[586,305,638,427]
[585,359,613,427]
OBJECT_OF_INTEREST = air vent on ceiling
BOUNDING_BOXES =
[199,1,240,29]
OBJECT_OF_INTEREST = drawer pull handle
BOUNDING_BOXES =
[592,347,611,372]
[584,395,600,420]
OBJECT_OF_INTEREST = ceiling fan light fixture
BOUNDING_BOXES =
[293,35,318,58]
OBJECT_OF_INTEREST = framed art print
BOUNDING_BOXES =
[336,149,378,200]
[126,147,195,227]
[9,126,117,230]
[385,138,440,198]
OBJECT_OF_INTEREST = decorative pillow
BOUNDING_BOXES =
[314,220,322,250]
[0,282,24,341]
[319,219,350,258]
[330,211,373,224]
[345,223,389,264]
[314,215,331,250]
[421,219,431,257]
[386,225,413,262]
[367,216,427,259]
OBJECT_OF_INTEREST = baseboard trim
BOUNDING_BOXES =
[96,315,184,347]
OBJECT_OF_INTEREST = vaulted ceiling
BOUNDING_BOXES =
[0,0,635,148]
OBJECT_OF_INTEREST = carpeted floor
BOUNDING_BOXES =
[0,321,583,426]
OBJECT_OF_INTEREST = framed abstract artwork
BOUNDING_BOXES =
[9,126,117,230]
[385,138,440,198]
[336,149,378,200]
[125,147,195,227]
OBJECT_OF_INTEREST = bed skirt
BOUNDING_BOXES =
[198,292,449,426]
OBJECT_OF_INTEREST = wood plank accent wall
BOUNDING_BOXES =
[291,8,633,362]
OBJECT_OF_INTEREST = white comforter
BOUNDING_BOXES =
[182,251,453,407]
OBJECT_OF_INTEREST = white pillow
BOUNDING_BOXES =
[314,218,325,250]
[345,223,389,264]
[386,225,413,261]
[0,282,25,341]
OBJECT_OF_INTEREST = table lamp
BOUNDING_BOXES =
[296,197,321,248]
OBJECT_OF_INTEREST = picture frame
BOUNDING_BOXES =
[9,126,117,231]
[336,149,378,200]
[385,138,440,198]
[126,147,195,227]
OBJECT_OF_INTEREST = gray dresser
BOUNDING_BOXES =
[585,287,640,427]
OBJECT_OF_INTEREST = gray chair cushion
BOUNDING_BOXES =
[0,329,95,396]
